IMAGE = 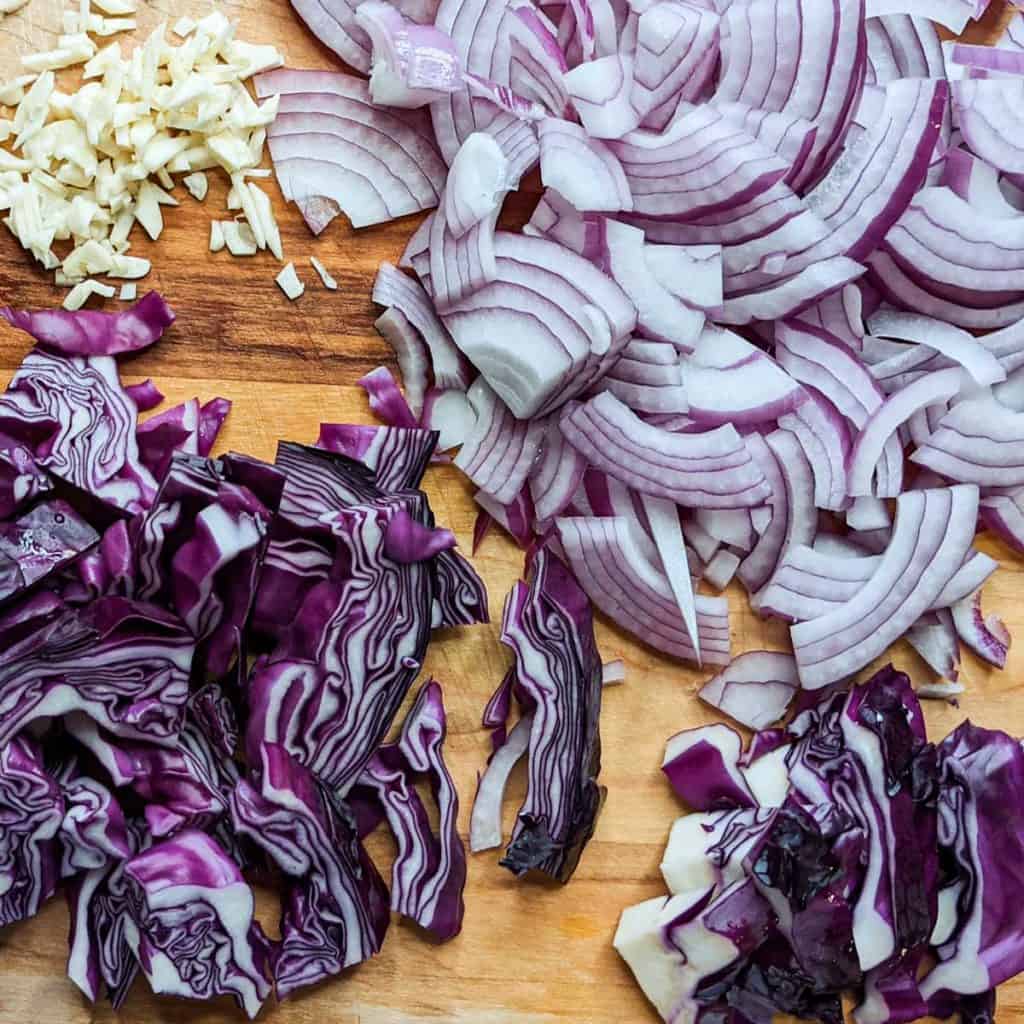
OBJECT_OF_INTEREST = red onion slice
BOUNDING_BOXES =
[868,310,1006,387]
[694,507,755,551]
[980,488,1024,553]
[632,1,720,119]
[907,609,961,682]
[538,119,632,212]
[791,485,979,689]
[556,514,731,665]
[561,392,771,508]
[356,1,461,108]
[866,14,944,84]
[375,309,430,418]
[290,0,373,72]
[847,366,965,498]
[530,414,588,524]
[373,262,471,390]
[698,651,799,731]
[950,588,1010,668]
[443,131,511,237]
[737,432,790,594]
[682,325,806,426]
[602,220,704,350]
[864,0,973,35]
[609,105,790,221]
[778,390,851,511]
[642,493,701,658]
[911,397,1024,488]
[257,69,448,232]
[953,80,1024,176]
[454,379,545,504]
[565,54,641,139]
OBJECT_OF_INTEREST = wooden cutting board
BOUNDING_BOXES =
[0,2,1022,1021]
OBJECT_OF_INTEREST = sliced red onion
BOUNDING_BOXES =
[602,220,704,350]
[848,494,891,532]
[698,651,799,731]
[428,197,498,313]
[868,310,1006,387]
[356,1,461,108]
[748,428,818,610]
[737,433,790,594]
[932,550,999,610]
[469,713,532,852]
[759,544,881,621]
[556,514,731,664]
[537,119,632,212]
[942,149,1024,220]
[907,609,961,682]
[642,242,724,315]
[866,14,944,84]
[791,485,979,689]
[864,0,973,34]
[631,1,720,119]
[980,488,1024,553]
[601,658,626,685]
[474,486,535,548]
[682,517,721,564]
[375,309,430,418]
[642,493,701,657]
[290,0,373,72]
[775,319,884,428]
[912,397,1024,488]
[440,232,635,418]
[848,367,965,497]
[950,588,1010,669]
[373,262,471,391]
[454,379,545,504]
[719,258,865,326]
[600,356,690,415]
[421,388,476,450]
[609,105,789,221]
[429,0,517,163]
[443,131,511,237]
[507,1,570,116]
[778,390,851,511]
[682,325,806,426]
[798,283,867,351]
[694,507,755,551]
[565,55,640,139]
[561,392,770,508]
[953,80,1024,176]
[702,548,741,591]
[256,69,447,231]
[529,412,588,524]
[872,187,1024,330]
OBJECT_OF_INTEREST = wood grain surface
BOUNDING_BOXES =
[0,3,1022,1023]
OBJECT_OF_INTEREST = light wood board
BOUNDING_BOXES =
[0,2,1021,1022]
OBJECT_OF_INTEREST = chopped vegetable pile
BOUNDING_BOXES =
[618,665,1022,1024]
[0,295,489,1015]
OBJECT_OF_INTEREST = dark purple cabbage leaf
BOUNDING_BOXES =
[351,679,466,940]
[0,292,174,357]
[498,548,605,883]
[230,743,389,999]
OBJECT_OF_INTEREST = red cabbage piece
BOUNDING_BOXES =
[497,548,605,882]
[247,446,435,794]
[0,735,63,927]
[55,764,130,875]
[432,547,490,626]
[123,830,273,1018]
[316,422,439,490]
[0,292,175,357]
[0,597,194,749]
[920,721,1024,1005]
[132,451,283,679]
[352,679,466,940]
[0,348,157,512]
[65,826,144,1006]
[230,743,389,998]
[0,498,99,604]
